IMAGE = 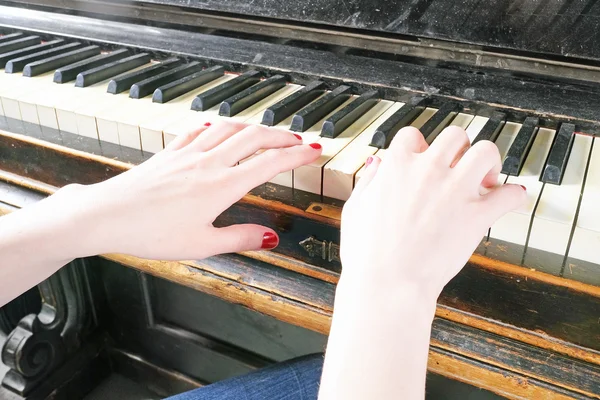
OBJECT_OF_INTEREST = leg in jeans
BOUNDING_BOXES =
[165,353,324,400]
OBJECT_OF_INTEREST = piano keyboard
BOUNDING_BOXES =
[1,33,599,280]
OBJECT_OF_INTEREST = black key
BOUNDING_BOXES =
[152,65,225,103]
[0,40,65,69]
[5,42,84,73]
[0,36,40,54]
[130,61,204,99]
[76,53,151,87]
[23,45,101,77]
[191,70,261,111]
[54,48,130,83]
[290,85,352,132]
[369,99,426,148]
[219,75,287,117]
[471,111,507,145]
[0,33,24,44]
[321,90,380,138]
[501,117,540,176]
[261,80,326,126]
[107,58,183,94]
[540,122,576,185]
[419,102,462,142]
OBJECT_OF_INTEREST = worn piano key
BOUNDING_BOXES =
[419,102,462,143]
[501,116,539,176]
[0,36,40,54]
[471,111,506,145]
[130,61,204,99]
[490,128,555,248]
[261,80,326,126]
[526,134,592,272]
[465,115,490,143]
[152,65,225,104]
[5,42,84,73]
[369,99,425,148]
[0,71,55,121]
[76,53,151,87]
[321,90,380,138]
[219,75,287,117]
[23,46,101,77]
[290,85,352,132]
[449,113,475,130]
[191,70,262,111]
[107,58,183,94]
[0,33,24,43]
[53,48,130,83]
[0,39,65,68]
[540,123,576,185]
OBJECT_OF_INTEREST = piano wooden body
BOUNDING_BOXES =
[0,0,599,398]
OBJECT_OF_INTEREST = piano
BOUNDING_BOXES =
[0,0,599,398]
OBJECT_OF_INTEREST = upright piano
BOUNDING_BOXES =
[0,1,599,398]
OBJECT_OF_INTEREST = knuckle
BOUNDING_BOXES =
[472,140,500,160]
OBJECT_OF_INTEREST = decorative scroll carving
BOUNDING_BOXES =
[299,236,340,263]
[1,259,92,396]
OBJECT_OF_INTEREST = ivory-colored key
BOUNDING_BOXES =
[465,116,489,143]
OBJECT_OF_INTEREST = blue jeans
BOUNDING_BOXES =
[165,353,324,400]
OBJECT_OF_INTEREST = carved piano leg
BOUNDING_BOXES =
[0,259,97,398]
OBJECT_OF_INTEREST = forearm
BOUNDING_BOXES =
[319,278,437,400]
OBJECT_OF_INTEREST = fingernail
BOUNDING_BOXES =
[309,143,322,150]
[520,185,527,191]
[294,134,302,141]
[261,232,279,249]
[203,122,212,127]
[365,156,373,166]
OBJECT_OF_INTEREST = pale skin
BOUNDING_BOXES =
[0,120,525,399]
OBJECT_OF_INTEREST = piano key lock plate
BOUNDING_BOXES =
[300,203,342,262]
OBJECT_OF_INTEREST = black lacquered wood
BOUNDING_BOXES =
[290,85,352,132]
[540,123,576,185]
[0,40,65,69]
[107,58,183,94]
[471,112,507,145]
[152,65,225,103]
[191,70,262,111]
[321,90,380,138]
[369,100,425,148]
[261,80,326,126]
[0,36,39,54]
[130,61,204,99]
[0,33,24,44]
[502,117,540,176]
[219,74,287,117]
[5,42,84,73]
[54,48,130,83]
[76,53,151,87]
[23,45,100,77]
[420,102,462,142]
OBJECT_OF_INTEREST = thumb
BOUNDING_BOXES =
[480,183,527,225]
[209,224,279,255]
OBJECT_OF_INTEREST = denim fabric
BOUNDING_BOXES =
[165,353,324,400]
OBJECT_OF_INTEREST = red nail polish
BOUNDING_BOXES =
[520,185,527,191]
[294,134,302,141]
[203,122,212,127]
[261,232,279,249]
[365,156,373,166]
[309,143,322,150]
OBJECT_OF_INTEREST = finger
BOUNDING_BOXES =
[208,224,279,254]
[388,127,428,155]
[232,144,321,192]
[479,184,527,225]
[211,125,302,167]
[165,123,211,151]
[351,155,381,198]
[454,140,502,189]
[427,126,470,167]
[187,120,250,152]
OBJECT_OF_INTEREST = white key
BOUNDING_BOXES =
[465,116,489,143]
[527,134,592,256]
[0,72,54,120]
[489,128,556,246]
[410,107,437,130]
[322,101,398,200]
[449,113,475,130]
